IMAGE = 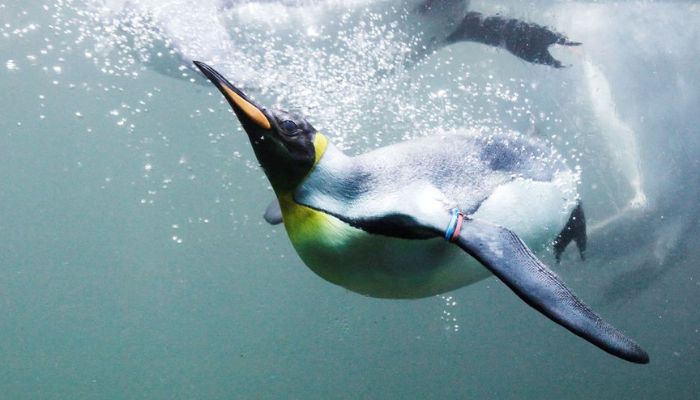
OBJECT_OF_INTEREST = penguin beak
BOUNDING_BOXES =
[193,61,272,131]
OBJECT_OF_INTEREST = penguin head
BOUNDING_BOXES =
[194,62,323,193]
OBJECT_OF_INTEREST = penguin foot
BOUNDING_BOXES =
[554,202,587,263]
[446,12,580,68]
[502,20,580,68]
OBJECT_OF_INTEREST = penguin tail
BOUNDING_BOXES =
[553,202,587,263]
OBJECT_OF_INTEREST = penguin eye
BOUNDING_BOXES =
[280,120,299,134]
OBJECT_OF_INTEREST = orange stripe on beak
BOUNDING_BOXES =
[220,85,271,130]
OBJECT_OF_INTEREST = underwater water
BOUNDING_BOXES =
[1,0,699,398]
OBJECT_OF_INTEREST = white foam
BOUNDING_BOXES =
[583,59,646,212]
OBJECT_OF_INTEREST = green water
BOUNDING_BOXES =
[1,1,699,399]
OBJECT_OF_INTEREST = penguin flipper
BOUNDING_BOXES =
[453,216,649,364]
[263,199,283,225]
[445,11,580,68]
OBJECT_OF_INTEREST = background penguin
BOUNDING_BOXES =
[215,0,581,68]
[193,61,649,364]
[138,0,580,86]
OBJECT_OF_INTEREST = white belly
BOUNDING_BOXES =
[473,170,579,248]
[284,171,578,299]
[297,230,491,299]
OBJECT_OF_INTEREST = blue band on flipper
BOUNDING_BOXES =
[444,208,460,241]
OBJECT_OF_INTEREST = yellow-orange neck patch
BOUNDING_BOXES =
[313,132,328,165]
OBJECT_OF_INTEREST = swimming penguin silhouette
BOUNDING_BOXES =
[215,0,580,67]
[145,0,580,85]
[193,62,648,364]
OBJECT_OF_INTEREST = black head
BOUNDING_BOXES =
[193,61,322,193]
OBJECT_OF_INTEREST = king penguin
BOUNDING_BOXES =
[193,61,649,364]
